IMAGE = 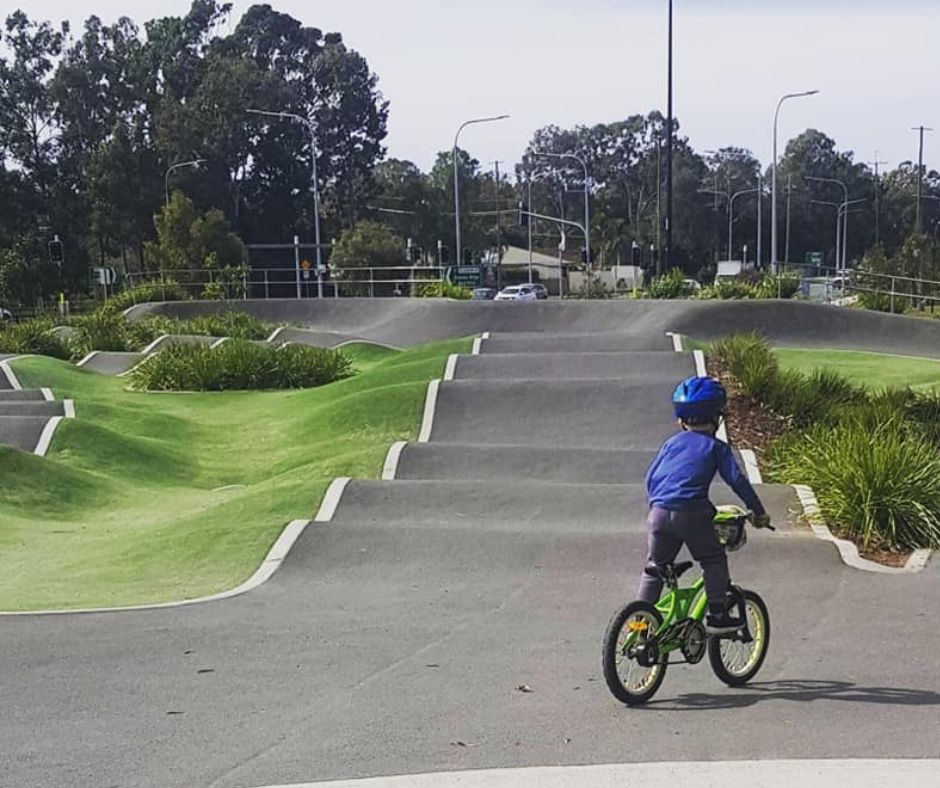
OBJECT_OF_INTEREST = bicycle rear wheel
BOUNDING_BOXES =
[602,601,668,706]
[708,588,770,686]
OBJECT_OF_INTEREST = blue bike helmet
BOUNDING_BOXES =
[672,376,727,424]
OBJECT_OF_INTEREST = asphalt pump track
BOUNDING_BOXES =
[2,300,940,788]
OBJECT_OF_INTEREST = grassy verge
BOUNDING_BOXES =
[775,348,940,391]
[0,338,468,611]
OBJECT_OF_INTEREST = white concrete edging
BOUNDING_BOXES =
[0,358,23,390]
[210,337,230,349]
[382,441,408,480]
[140,334,170,354]
[246,759,940,788]
[41,387,54,401]
[266,326,287,344]
[76,351,99,368]
[665,331,684,352]
[417,379,441,443]
[443,354,459,381]
[315,478,351,522]
[471,331,489,355]
[793,484,932,574]
[0,519,312,616]
[740,449,763,484]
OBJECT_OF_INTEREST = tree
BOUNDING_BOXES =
[146,191,245,294]
[330,220,404,295]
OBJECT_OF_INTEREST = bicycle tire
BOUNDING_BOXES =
[707,588,770,687]
[602,601,668,706]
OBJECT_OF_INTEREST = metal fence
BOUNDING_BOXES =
[122,265,453,302]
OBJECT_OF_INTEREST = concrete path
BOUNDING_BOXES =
[2,305,939,788]
[0,358,73,453]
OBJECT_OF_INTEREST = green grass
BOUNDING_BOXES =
[776,348,940,391]
[0,337,466,611]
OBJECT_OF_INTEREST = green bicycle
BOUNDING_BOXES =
[602,506,772,706]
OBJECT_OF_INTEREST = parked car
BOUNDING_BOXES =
[472,287,497,300]
[494,285,538,302]
[531,283,549,300]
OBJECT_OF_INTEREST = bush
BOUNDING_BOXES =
[0,316,71,359]
[858,290,907,314]
[754,273,800,300]
[415,281,473,299]
[69,307,132,356]
[572,279,615,299]
[128,340,352,391]
[698,278,758,300]
[107,279,184,312]
[646,268,689,299]
[768,418,940,550]
[183,312,269,340]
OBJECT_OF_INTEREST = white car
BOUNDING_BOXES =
[494,285,538,302]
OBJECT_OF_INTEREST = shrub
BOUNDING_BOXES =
[125,315,177,350]
[698,278,758,300]
[0,316,71,359]
[646,268,689,299]
[415,281,473,299]
[754,273,800,300]
[572,279,615,299]
[69,307,132,356]
[768,418,940,550]
[107,279,184,312]
[857,290,907,314]
[183,312,269,340]
[129,340,352,391]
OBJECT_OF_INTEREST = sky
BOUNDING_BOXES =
[9,0,940,174]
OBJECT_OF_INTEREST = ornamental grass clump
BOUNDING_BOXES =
[767,417,940,551]
[129,340,352,392]
[0,316,71,359]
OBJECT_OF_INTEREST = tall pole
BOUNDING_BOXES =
[756,173,763,269]
[493,160,502,290]
[527,167,534,284]
[656,137,663,275]
[867,153,888,245]
[453,115,510,266]
[772,90,819,272]
[913,126,934,234]
[247,109,324,297]
[806,175,848,273]
[785,174,793,265]
[533,151,590,271]
[729,187,759,263]
[665,0,674,270]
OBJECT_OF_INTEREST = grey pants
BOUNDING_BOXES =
[636,506,730,606]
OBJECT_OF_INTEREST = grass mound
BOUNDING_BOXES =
[0,337,467,610]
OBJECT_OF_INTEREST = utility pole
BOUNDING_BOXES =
[493,160,503,290]
[785,174,793,265]
[912,126,934,234]
[664,0,674,270]
[526,164,534,284]
[867,153,888,245]
[756,173,763,269]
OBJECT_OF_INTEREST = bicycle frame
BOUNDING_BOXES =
[651,579,709,657]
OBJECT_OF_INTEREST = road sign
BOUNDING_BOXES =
[94,267,117,285]
[805,252,823,266]
[448,265,482,289]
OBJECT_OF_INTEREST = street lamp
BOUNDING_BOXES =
[772,90,819,270]
[164,159,205,207]
[805,175,849,273]
[247,108,324,298]
[534,150,590,270]
[453,115,509,266]
[729,186,759,263]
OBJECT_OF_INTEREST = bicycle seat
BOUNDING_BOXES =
[649,561,694,582]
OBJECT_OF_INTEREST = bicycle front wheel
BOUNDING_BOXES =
[708,588,770,686]
[602,601,668,706]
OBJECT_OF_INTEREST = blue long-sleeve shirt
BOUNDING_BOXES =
[645,430,766,515]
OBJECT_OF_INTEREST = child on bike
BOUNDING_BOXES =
[638,376,771,634]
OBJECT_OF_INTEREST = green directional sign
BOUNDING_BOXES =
[805,251,824,266]
[448,265,482,288]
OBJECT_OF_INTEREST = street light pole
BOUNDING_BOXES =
[453,115,510,266]
[247,108,325,298]
[729,187,758,263]
[164,159,205,207]
[912,125,934,234]
[534,150,590,270]
[665,0,674,270]
[772,90,819,271]
[806,175,848,273]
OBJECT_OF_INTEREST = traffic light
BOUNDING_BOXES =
[517,201,528,227]
[48,236,64,266]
